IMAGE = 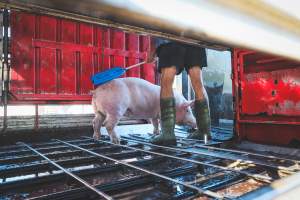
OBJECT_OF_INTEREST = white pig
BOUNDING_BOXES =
[91,77,196,144]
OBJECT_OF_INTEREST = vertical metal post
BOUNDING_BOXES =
[190,76,195,100]
[1,9,9,133]
[182,70,189,100]
[0,10,3,100]
[34,104,39,130]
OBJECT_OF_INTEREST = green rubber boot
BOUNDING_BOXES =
[187,99,211,140]
[150,98,177,145]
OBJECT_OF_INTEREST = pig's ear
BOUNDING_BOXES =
[188,100,195,108]
[182,100,195,108]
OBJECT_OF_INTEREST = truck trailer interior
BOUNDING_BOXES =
[0,1,300,200]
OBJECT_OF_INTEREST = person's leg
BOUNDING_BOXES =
[150,67,177,145]
[150,42,185,145]
[184,44,211,140]
[188,67,205,100]
[160,67,177,98]
[188,66,211,140]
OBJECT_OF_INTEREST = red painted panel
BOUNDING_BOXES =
[240,123,300,146]
[233,49,300,145]
[80,23,93,46]
[242,68,300,116]
[9,11,154,104]
[61,20,76,94]
[80,52,94,94]
[126,33,139,77]
[61,20,76,43]
[102,29,111,71]
[78,23,94,94]
[140,36,155,84]
[111,30,125,77]
[36,16,57,94]
[39,48,56,93]
[39,15,56,41]
[10,12,35,95]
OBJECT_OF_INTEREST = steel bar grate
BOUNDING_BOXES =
[0,133,299,200]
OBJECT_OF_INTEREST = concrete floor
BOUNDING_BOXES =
[100,124,234,141]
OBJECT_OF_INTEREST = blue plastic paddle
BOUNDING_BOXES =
[91,61,146,86]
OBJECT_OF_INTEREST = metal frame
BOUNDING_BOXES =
[25,164,198,200]
[1,136,299,199]
[121,136,299,174]
[55,139,225,199]
[193,144,300,164]
[83,137,273,182]
[34,105,39,130]
[1,8,9,133]
[18,142,113,200]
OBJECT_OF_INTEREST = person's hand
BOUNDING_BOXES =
[146,51,157,63]
[148,56,158,64]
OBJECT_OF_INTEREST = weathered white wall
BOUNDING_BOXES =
[203,49,232,94]
[0,105,94,116]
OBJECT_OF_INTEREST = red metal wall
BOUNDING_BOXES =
[233,49,300,145]
[9,11,155,104]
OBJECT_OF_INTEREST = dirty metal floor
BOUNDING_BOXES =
[0,125,299,200]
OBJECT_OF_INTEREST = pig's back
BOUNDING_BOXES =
[92,78,161,118]
[121,78,161,118]
[122,77,160,100]
[122,77,160,92]
[92,79,131,114]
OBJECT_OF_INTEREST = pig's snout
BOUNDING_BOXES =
[187,119,197,129]
[181,116,197,129]
[184,111,197,129]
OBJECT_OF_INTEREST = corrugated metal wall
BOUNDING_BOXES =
[9,11,155,104]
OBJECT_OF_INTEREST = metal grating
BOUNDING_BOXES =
[0,131,299,200]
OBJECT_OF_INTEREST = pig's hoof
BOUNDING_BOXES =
[153,130,160,135]
[150,134,177,146]
[110,135,120,144]
[112,139,120,144]
[93,134,101,140]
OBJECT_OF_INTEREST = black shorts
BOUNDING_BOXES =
[156,42,207,75]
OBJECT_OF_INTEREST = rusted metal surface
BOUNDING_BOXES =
[9,10,155,104]
[233,49,300,145]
